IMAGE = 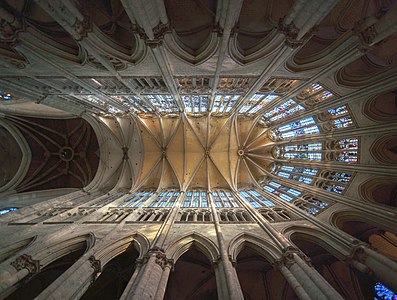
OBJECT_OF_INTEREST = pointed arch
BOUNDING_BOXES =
[166,232,219,263]
[228,233,282,263]
[282,225,353,260]
[94,233,149,266]
[0,236,37,264]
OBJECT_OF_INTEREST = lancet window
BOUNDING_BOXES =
[334,138,359,163]
[149,191,180,207]
[143,94,178,113]
[260,99,305,125]
[274,165,318,184]
[272,116,320,140]
[327,105,354,129]
[0,207,18,215]
[183,95,208,113]
[0,90,12,100]
[212,190,239,208]
[296,83,336,105]
[111,95,154,113]
[118,191,154,207]
[183,191,209,207]
[258,178,331,216]
[239,190,275,208]
[259,180,301,202]
[293,195,330,216]
[212,94,241,114]
[275,137,359,163]
[239,94,278,114]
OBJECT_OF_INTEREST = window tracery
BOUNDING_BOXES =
[144,94,178,113]
[239,190,275,208]
[260,98,305,125]
[239,94,278,115]
[177,209,212,222]
[183,191,209,207]
[258,178,331,216]
[183,95,208,114]
[111,95,154,113]
[272,116,320,140]
[296,83,336,106]
[0,90,12,100]
[118,191,154,207]
[0,207,18,215]
[212,94,241,114]
[148,191,180,207]
[212,190,239,208]
[274,137,359,163]
[270,164,353,195]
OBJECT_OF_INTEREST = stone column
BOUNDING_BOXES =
[352,246,397,292]
[208,193,245,300]
[35,258,97,300]
[0,254,39,297]
[122,249,172,300]
[279,264,311,300]
[278,252,344,300]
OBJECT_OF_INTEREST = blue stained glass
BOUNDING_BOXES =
[375,282,397,299]
[0,90,12,101]
[0,207,18,215]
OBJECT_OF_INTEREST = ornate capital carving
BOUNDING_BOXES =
[89,255,101,274]
[11,254,40,273]
[354,19,377,51]
[351,246,369,264]
[139,23,170,47]
[154,252,173,270]
[0,13,23,41]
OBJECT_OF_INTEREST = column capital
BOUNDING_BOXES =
[11,254,40,274]
[88,255,101,275]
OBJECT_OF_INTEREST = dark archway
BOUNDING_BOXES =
[80,244,139,300]
[360,177,397,207]
[337,220,397,262]
[164,246,218,300]
[236,247,296,300]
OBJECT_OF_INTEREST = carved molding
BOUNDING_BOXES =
[89,255,101,274]
[10,254,40,273]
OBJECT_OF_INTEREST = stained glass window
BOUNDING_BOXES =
[0,90,12,101]
[261,180,301,202]
[213,191,239,208]
[184,95,208,113]
[144,94,178,113]
[239,190,275,207]
[149,191,180,207]
[274,116,320,139]
[297,83,335,102]
[112,95,153,113]
[118,191,154,207]
[375,282,397,300]
[261,99,305,125]
[183,191,208,207]
[282,142,323,161]
[239,94,278,114]
[212,94,240,114]
[336,138,358,163]
[328,105,354,129]
[274,165,318,185]
[0,207,18,215]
